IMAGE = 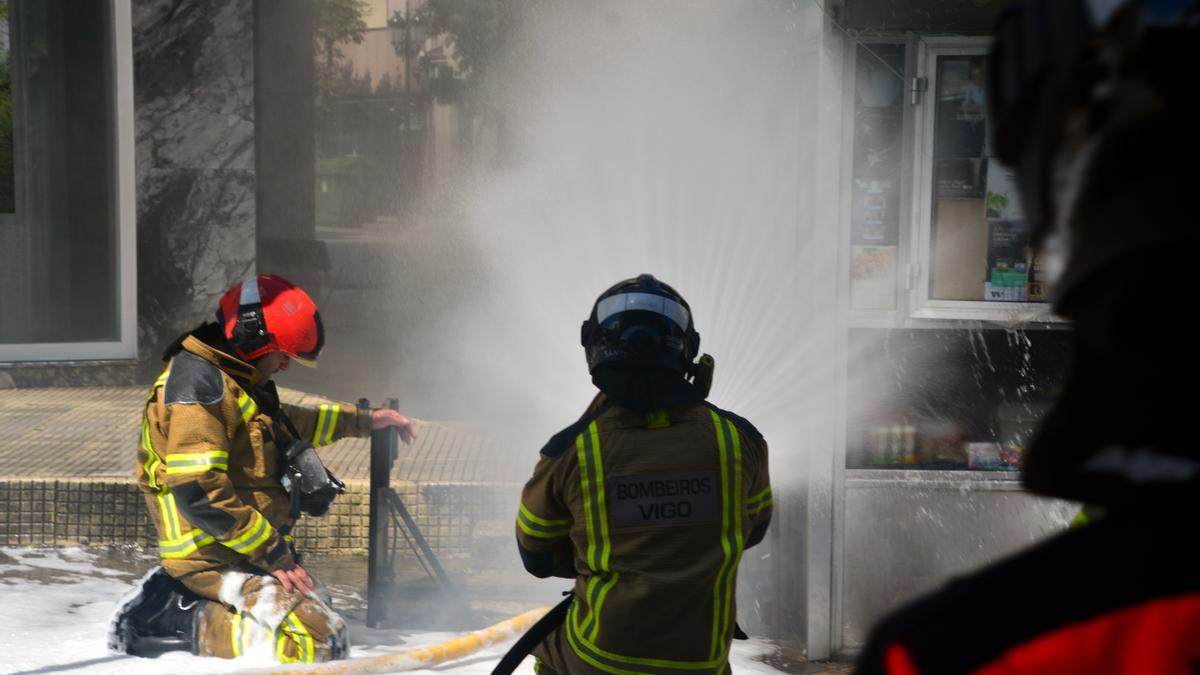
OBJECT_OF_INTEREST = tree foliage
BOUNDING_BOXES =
[419,0,502,80]
[314,0,369,114]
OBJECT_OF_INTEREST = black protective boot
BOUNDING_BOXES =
[107,567,204,655]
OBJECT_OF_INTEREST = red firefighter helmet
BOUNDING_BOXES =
[217,275,324,367]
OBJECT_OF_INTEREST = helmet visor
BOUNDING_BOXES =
[596,292,691,332]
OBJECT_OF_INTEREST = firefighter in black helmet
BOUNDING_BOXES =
[514,274,772,674]
[857,1,1200,673]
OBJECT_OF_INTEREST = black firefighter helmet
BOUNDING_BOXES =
[989,0,1200,505]
[581,274,705,412]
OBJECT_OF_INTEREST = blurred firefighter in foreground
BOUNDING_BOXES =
[857,0,1200,672]
[513,274,772,674]
[109,274,415,663]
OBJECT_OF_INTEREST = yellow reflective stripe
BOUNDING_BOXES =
[147,368,171,402]
[158,529,216,559]
[573,420,616,642]
[163,450,230,474]
[576,433,598,569]
[275,611,314,664]
[232,613,244,657]
[141,369,170,490]
[587,572,619,642]
[295,612,315,663]
[324,406,339,447]
[237,392,258,424]
[156,492,178,541]
[748,498,774,517]
[578,575,601,638]
[707,412,744,661]
[519,503,569,527]
[518,503,570,539]
[646,410,670,428]
[313,405,328,447]
[142,417,162,491]
[576,421,612,572]
[313,404,339,447]
[518,518,570,539]
[276,626,291,663]
[157,488,219,559]
[746,485,771,506]
[225,511,274,555]
[589,421,612,572]
[565,603,725,673]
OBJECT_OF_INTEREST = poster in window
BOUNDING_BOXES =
[851,44,904,246]
[984,221,1031,302]
[933,56,988,199]
[984,159,1025,221]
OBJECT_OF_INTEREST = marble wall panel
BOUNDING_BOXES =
[133,0,257,379]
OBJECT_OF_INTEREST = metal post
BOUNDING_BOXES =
[366,397,399,628]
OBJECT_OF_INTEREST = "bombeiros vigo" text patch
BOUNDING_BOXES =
[607,470,720,528]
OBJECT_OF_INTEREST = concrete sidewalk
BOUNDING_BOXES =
[0,385,522,559]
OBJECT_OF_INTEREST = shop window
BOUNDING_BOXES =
[0,0,135,361]
[910,39,1049,321]
[846,328,1071,471]
[849,43,906,311]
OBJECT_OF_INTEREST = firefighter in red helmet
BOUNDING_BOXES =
[109,274,415,663]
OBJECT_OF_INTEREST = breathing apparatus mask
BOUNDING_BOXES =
[253,382,345,518]
[581,274,713,411]
[279,437,346,518]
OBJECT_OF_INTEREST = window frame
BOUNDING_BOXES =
[0,0,136,362]
[907,36,1059,324]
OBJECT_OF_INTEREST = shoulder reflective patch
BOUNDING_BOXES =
[165,351,225,405]
[607,470,720,529]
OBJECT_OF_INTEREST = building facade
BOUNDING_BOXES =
[0,0,1076,661]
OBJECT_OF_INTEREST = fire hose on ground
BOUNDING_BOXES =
[240,605,552,674]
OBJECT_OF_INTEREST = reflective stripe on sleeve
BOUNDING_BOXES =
[158,529,217,559]
[224,510,274,555]
[747,485,773,517]
[313,404,339,448]
[517,503,571,539]
[163,450,230,474]
[237,391,258,424]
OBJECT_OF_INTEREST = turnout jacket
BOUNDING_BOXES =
[135,333,372,578]
[516,397,772,674]
[854,500,1200,675]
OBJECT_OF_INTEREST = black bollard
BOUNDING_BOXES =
[366,397,399,628]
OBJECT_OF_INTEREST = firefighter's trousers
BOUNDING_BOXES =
[180,568,348,663]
